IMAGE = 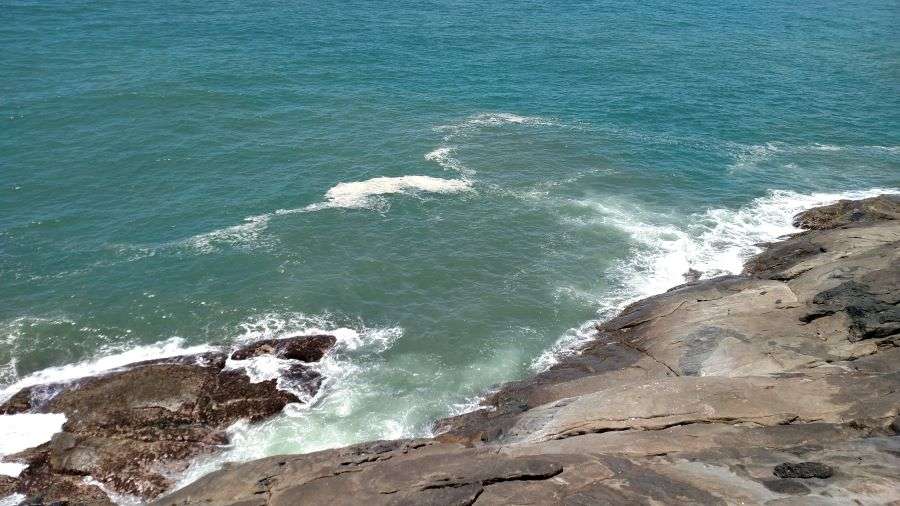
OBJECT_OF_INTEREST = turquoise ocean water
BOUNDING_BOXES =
[2,0,899,495]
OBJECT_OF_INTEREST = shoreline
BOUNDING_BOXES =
[1,193,898,504]
[158,194,900,505]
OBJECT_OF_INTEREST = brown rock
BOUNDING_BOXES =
[0,475,17,498]
[0,347,328,503]
[14,195,900,505]
[158,196,900,504]
[793,194,900,230]
[230,334,336,362]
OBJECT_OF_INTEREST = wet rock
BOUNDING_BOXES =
[683,268,702,283]
[793,194,900,230]
[0,337,335,503]
[281,363,324,398]
[52,195,900,505]
[0,475,17,497]
[773,461,834,479]
[230,334,336,362]
[0,388,33,414]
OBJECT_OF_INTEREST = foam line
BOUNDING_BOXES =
[533,187,900,370]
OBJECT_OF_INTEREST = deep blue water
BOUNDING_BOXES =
[1,0,898,489]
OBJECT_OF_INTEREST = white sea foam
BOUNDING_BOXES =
[0,337,214,404]
[80,476,146,505]
[174,173,472,246]
[439,112,558,130]
[147,112,560,255]
[0,494,24,506]
[166,174,471,254]
[0,312,395,410]
[0,463,27,477]
[116,213,275,258]
[298,175,472,212]
[810,143,843,152]
[0,413,67,476]
[182,214,272,254]
[728,142,783,171]
[224,313,401,401]
[424,146,475,176]
[0,310,402,500]
[171,313,403,493]
[533,187,900,370]
[222,313,399,403]
[728,142,900,171]
[434,112,559,141]
[423,112,567,194]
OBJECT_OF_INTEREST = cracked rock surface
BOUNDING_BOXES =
[154,195,899,505]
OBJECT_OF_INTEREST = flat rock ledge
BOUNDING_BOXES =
[154,195,900,506]
[0,335,336,504]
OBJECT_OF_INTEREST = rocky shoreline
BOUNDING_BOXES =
[0,336,336,504]
[3,195,900,505]
[157,195,900,505]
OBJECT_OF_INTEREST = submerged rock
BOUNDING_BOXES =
[0,335,335,503]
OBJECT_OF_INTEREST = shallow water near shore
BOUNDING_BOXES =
[2,0,899,498]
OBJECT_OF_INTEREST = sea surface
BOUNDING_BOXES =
[1,0,898,500]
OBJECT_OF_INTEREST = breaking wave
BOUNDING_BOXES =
[533,187,900,370]
[298,175,472,212]
[171,312,403,491]
[0,336,216,404]
[0,312,402,499]
[129,112,561,257]
[153,174,471,255]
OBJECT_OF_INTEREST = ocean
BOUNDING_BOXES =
[1,0,898,497]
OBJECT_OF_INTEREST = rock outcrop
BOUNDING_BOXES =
[0,335,335,504]
[230,335,336,362]
[792,194,900,230]
[156,195,900,505]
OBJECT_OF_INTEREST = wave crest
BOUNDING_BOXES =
[300,175,472,212]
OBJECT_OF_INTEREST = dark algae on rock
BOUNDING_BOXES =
[154,196,900,505]
[773,462,834,480]
[0,336,335,504]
